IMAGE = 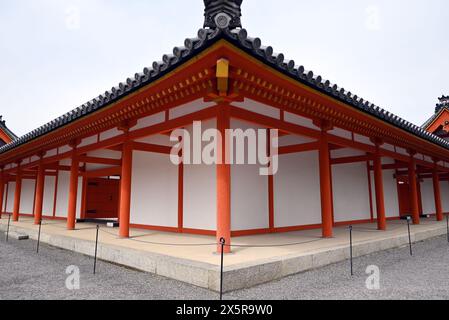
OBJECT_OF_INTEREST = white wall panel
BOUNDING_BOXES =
[100,128,121,141]
[6,182,15,213]
[42,176,56,216]
[332,163,371,222]
[284,112,316,129]
[132,112,165,131]
[440,181,449,213]
[169,99,215,120]
[233,99,280,119]
[230,120,269,231]
[421,179,436,215]
[55,171,70,218]
[279,134,315,147]
[274,151,321,227]
[371,170,400,218]
[2,183,7,212]
[130,151,178,227]
[20,179,35,214]
[54,171,82,219]
[183,120,216,230]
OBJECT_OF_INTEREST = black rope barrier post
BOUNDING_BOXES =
[407,216,413,256]
[36,219,42,254]
[5,213,11,242]
[349,226,353,276]
[220,237,225,301]
[93,225,99,275]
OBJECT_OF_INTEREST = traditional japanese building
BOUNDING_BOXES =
[1,0,449,253]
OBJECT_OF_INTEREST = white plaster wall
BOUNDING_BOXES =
[279,134,315,147]
[86,149,122,172]
[233,98,280,119]
[274,151,322,227]
[132,112,165,131]
[230,120,269,231]
[76,179,82,219]
[2,183,6,212]
[55,171,82,218]
[78,135,97,148]
[136,134,177,147]
[371,169,400,218]
[20,179,35,214]
[331,148,366,158]
[440,181,449,213]
[354,134,374,146]
[42,176,56,216]
[420,179,436,215]
[169,99,215,120]
[130,151,178,227]
[332,163,371,222]
[100,128,121,141]
[284,112,316,129]
[330,127,352,140]
[55,172,69,218]
[183,120,217,231]
[6,182,15,213]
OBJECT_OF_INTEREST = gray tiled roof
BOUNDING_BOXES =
[1,27,449,156]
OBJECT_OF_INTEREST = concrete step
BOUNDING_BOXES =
[7,231,29,240]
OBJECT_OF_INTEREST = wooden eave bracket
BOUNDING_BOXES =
[216,58,230,96]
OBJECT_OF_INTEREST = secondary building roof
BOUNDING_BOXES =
[1,0,447,155]
[0,116,17,145]
[422,96,449,131]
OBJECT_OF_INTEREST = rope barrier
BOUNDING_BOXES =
[98,228,217,247]
[223,238,324,248]
[351,224,405,233]
[98,227,325,248]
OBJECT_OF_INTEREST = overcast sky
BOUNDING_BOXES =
[0,0,448,137]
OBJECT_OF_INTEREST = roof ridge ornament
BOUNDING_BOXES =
[435,95,449,113]
[204,0,243,30]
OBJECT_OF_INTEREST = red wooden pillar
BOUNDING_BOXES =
[317,120,333,238]
[0,168,4,219]
[408,153,420,225]
[12,162,22,222]
[34,157,45,225]
[217,104,231,253]
[67,149,80,230]
[119,139,133,238]
[432,165,443,222]
[373,141,386,230]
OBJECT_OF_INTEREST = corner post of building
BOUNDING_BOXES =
[215,58,232,253]
[408,150,420,225]
[0,166,4,219]
[118,120,136,238]
[216,102,231,253]
[12,161,22,222]
[370,138,386,230]
[315,119,334,238]
[33,152,46,225]
[67,140,80,230]
[432,158,443,222]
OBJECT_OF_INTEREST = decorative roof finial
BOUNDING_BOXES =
[204,0,243,30]
[435,95,449,113]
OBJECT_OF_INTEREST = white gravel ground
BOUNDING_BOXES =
[1,231,449,300]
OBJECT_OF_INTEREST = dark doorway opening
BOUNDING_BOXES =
[85,177,120,220]
[397,176,423,218]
